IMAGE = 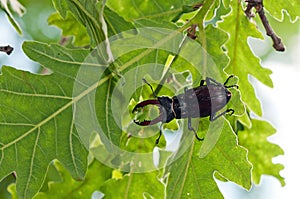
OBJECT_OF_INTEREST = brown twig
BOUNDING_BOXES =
[0,45,14,55]
[187,24,198,39]
[193,3,203,10]
[245,0,285,52]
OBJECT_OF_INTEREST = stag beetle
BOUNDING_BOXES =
[132,75,238,144]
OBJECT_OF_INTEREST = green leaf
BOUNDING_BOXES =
[7,182,18,199]
[7,160,111,199]
[0,0,25,35]
[103,7,136,37]
[48,12,90,46]
[107,0,204,22]
[100,171,164,198]
[165,120,252,198]
[65,0,107,47]
[52,0,69,18]
[264,0,300,21]
[33,160,112,198]
[219,1,273,116]
[204,25,230,72]
[238,119,285,186]
[95,77,123,146]
[0,41,91,199]
[49,4,135,46]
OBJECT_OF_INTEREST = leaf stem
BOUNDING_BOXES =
[191,0,216,77]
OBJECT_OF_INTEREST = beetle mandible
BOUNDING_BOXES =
[132,75,238,144]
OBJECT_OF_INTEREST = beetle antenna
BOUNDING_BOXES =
[142,78,157,97]
[224,75,234,85]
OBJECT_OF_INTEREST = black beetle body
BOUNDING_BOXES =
[133,75,238,143]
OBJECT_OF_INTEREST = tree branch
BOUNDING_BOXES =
[245,0,285,52]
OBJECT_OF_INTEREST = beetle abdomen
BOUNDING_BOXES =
[171,84,231,119]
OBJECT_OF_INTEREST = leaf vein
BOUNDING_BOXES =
[70,113,80,176]
[24,126,41,198]
[177,141,195,198]
[28,47,100,67]
[0,89,72,99]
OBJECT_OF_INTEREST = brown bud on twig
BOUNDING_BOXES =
[0,45,14,55]
[187,24,198,40]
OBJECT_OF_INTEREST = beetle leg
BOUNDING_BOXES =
[206,77,223,87]
[155,124,163,144]
[206,75,238,89]
[142,78,158,97]
[210,109,234,121]
[200,79,205,86]
[188,117,204,141]
[227,109,234,115]
[183,87,203,141]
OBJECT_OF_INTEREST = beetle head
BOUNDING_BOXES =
[225,89,232,102]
